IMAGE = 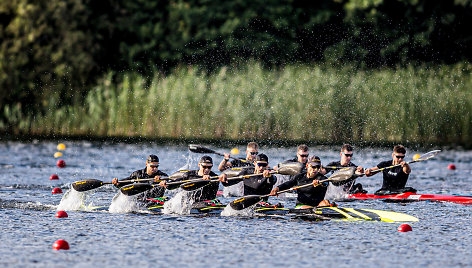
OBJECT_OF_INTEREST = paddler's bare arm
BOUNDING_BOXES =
[218,153,231,171]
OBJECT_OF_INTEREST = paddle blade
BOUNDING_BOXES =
[415,150,441,162]
[223,166,253,178]
[188,144,216,154]
[277,162,304,176]
[230,195,263,210]
[181,180,211,191]
[120,183,153,196]
[326,167,356,183]
[72,179,104,192]
[169,170,190,180]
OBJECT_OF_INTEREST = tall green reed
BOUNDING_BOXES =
[19,62,472,145]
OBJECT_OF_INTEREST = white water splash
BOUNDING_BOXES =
[223,181,244,197]
[108,192,139,213]
[325,184,348,200]
[220,204,255,217]
[162,190,194,215]
[57,188,92,211]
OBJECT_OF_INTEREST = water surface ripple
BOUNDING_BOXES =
[0,141,471,267]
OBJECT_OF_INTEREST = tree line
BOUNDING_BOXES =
[1,0,471,133]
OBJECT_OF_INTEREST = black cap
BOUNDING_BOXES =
[307,155,321,167]
[147,155,159,163]
[254,153,268,163]
[199,155,213,165]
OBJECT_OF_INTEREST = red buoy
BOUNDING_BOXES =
[52,239,70,250]
[56,159,66,168]
[447,164,456,170]
[55,211,68,218]
[52,187,63,194]
[397,224,412,232]
[49,174,59,180]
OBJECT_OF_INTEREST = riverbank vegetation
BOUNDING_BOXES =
[8,62,469,145]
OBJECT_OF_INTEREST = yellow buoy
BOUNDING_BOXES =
[54,152,63,158]
[412,154,420,161]
[230,148,240,155]
[57,143,66,151]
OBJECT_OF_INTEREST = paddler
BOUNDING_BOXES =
[160,156,225,202]
[272,144,310,185]
[273,144,309,170]
[218,142,258,171]
[270,156,331,208]
[219,153,279,207]
[324,144,366,194]
[364,145,415,195]
[112,154,168,203]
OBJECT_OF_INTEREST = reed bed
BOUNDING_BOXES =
[23,62,472,145]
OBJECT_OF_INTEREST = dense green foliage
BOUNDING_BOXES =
[1,0,472,144]
[25,63,472,145]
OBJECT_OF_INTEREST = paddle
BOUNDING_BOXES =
[229,167,356,210]
[71,169,192,192]
[188,144,248,163]
[180,162,305,191]
[71,178,162,192]
[366,149,441,175]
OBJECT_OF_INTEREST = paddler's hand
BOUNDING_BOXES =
[262,170,271,178]
[272,165,279,171]
[223,153,230,162]
[312,179,321,187]
[270,187,279,196]
[112,178,119,186]
[364,168,372,176]
[218,174,228,183]
[153,175,161,183]
[355,166,364,175]
[317,199,330,207]
[401,161,411,174]
[202,175,210,180]
[159,181,167,188]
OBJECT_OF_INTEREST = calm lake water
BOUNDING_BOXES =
[1,141,471,267]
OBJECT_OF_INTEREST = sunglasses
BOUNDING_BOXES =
[394,155,405,159]
[249,152,259,156]
[309,165,321,169]
[148,164,159,168]
[256,162,268,167]
[201,165,213,169]
[343,152,353,157]
[298,154,309,158]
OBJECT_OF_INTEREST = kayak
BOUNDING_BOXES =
[348,192,472,205]
[254,207,418,222]
[91,198,418,222]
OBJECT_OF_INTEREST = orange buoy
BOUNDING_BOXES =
[52,187,62,194]
[397,224,412,232]
[57,143,66,151]
[447,164,456,170]
[56,159,66,168]
[55,211,68,218]
[49,174,59,180]
[230,148,240,155]
[52,239,70,250]
[54,152,63,158]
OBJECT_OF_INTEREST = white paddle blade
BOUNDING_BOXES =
[277,162,304,176]
[416,150,441,162]
[327,167,356,182]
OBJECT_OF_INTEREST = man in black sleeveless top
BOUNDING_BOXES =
[365,145,415,195]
